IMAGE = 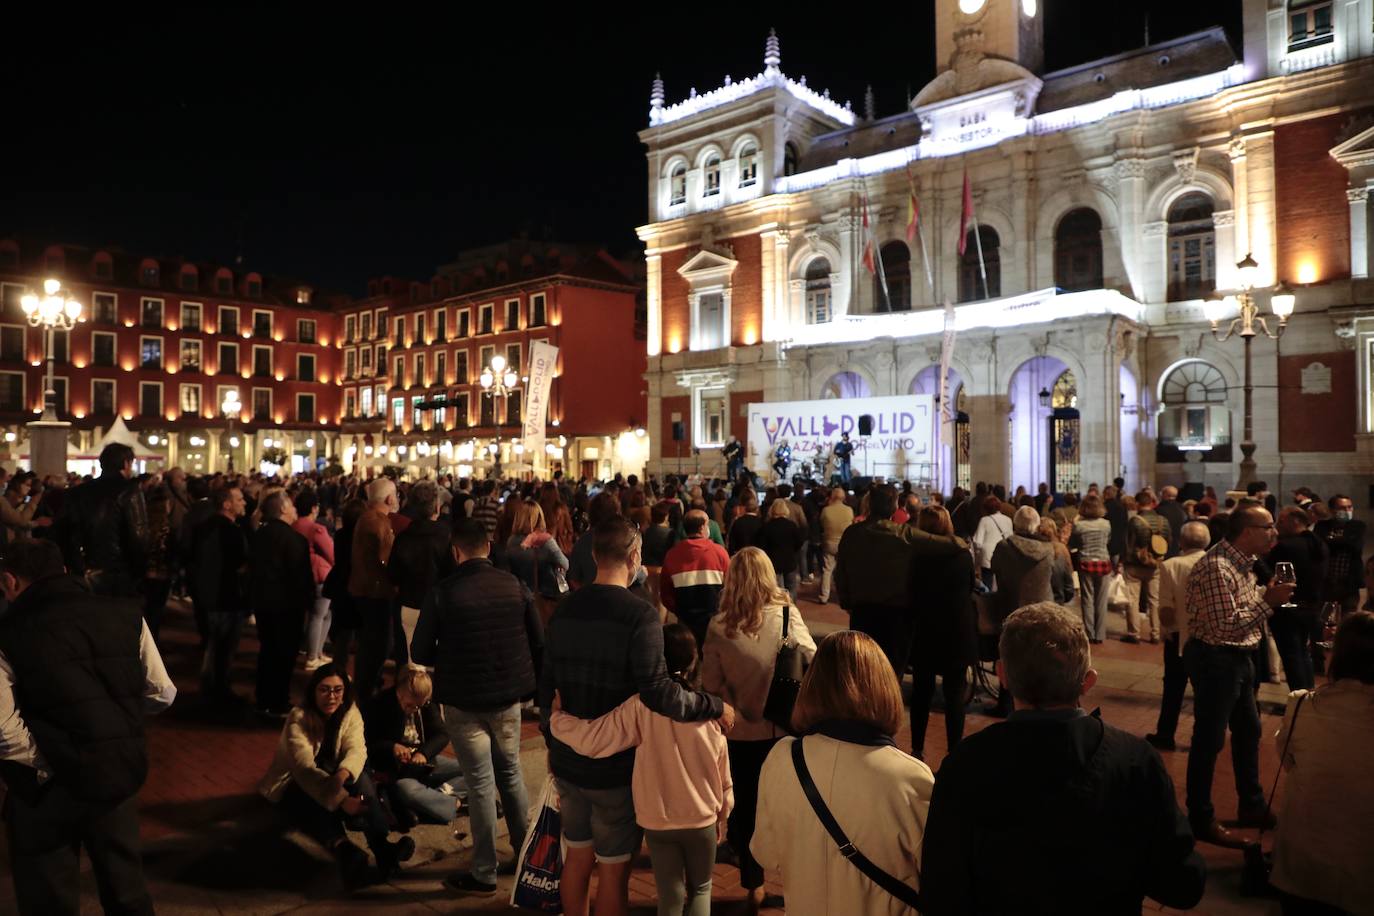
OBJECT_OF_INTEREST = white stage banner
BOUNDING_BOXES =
[522,341,559,461]
[747,394,935,481]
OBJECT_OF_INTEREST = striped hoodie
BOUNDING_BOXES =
[660,536,730,618]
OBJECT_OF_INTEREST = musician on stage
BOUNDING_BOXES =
[771,440,792,481]
[833,432,853,485]
[722,435,744,483]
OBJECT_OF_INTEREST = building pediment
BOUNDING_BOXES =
[677,249,739,287]
[1330,123,1374,171]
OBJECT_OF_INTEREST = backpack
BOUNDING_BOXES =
[1130,513,1169,568]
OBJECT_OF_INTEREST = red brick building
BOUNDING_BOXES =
[0,240,341,474]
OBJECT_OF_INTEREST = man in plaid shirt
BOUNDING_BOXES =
[1183,505,1295,846]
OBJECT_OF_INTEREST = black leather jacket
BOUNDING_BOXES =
[54,475,150,595]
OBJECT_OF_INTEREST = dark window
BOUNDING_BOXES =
[246,279,262,298]
[51,378,67,414]
[435,310,447,341]
[958,227,1001,302]
[93,334,115,367]
[253,389,271,421]
[93,259,112,279]
[506,390,522,425]
[218,343,238,375]
[218,308,238,336]
[1054,208,1104,292]
[875,242,911,312]
[506,301,519,331]
[454,350,468,384]
[253,348,272,377]
[479,306,493,335]
[298,320,316,344]
[530,294,546,327]
[0,373,23,411]
[670,165,687,205]
[457,311,470,338]
[93,292,117,324]
[415,314,427,345]
[0,248,16,268]
[215,274,232,295]
[141,264,159,286]
[480,392,495,426]
[180,270,197,292]
[454,393,469,426]
[51,330,69,363]
[139,383,162,418]
[182,304,202,331]
[0,327,23,362]
[297,394,315,423]
[1167,193,1216,301]
[784,142,799,177]
[253,311,272,338]
[142,299,163,328]
[93,380,115,415]
[506,343,521,372]
[299,354,316,382]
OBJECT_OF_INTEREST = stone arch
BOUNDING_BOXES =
[693,143,725,168]
[660,153,690,179]
[941,202,1014,301]
[728,133,762,159]
[811,362,879,400]
[1144,166,1234,223]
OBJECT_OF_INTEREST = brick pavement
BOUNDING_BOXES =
[0,581,1291,914]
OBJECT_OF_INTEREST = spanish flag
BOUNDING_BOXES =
[905,166,920,244]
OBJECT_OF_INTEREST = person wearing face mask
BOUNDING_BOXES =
[1315,494,1365,620]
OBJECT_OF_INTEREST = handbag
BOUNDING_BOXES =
[1240,691,1308,897]
[762,605,805,732]
[790,738,921,911]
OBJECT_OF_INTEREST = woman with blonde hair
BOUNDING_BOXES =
[1038,517,1075,604]
[751,631,933,916]
[505,498,568,623]
[702,547,817,911]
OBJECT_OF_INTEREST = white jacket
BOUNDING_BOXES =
[751,734,933,916]
[972,513,1013,570]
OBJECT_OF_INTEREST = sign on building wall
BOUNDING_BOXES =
[747,394,935,482]
[523,341,559,460]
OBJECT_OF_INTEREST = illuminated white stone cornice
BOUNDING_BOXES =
[649,71,856,128]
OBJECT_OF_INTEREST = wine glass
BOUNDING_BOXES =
[1273,562,1297,610]
[1318,601,1342,651]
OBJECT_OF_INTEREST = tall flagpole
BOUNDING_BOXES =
[864,180,892,311]
[971,212,990,300]
[908,166,935,301]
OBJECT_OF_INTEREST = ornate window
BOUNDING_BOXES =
[738,143,758,187]
[958,226,1001,302]
[1049,370,1081,494]
[1158,361,1231,462]
[1054,208,1103,292]
[876,242,911,312]
[1288,0,1333,51]
[670,164,687,205]
[805,258,832,324]
[703,155,721,197]
[1167,193,1216,301]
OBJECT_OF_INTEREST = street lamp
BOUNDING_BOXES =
[222,389,241,473]
[479,353,519,479]
[1204,253,1295,489]
[20,278,82,421]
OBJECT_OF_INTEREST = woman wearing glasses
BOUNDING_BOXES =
[259,663,415,890]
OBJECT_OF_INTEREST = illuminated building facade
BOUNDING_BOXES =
[638,0,1374,499]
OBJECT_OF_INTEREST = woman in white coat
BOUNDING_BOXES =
[971,495,1013,590]
[751,630,934,916]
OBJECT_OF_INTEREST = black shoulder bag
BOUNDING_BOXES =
[790,738,921,911]
[762,606,805,732]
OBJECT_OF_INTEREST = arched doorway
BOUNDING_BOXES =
[911,366,969,494]
[1157,360,1231,463]
[820,370,872,400]
[1008,356,1079,494]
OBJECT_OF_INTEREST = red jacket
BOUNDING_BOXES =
[661,536,729,617]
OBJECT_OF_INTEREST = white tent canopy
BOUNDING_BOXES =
[90,417,161,459]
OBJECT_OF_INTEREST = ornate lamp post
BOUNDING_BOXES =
[479,353,519,479]
[222,389,241,474]
[20,279,81,477]
[1203,253,1296,489]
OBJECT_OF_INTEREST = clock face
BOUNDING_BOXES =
[958,0,986,13]
[1022,0,1037,15]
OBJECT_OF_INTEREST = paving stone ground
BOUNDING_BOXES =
[0,582,1294,914]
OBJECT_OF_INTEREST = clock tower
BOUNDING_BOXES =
[935,0,1044,77]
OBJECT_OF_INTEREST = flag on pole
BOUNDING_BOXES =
[860,187,891,309]
[957,168,974,256]
[905,166,920,244]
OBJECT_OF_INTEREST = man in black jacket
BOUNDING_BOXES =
[1269,506,1328,690]
[922,602,1205,915]
[192,485,249,702]
[412,518,543,895]
[250,490,315,718]
[52,443,150,598]
[0,538,176,915]
[387,480,455,655]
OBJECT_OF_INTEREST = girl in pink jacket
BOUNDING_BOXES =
[551,624,733,916]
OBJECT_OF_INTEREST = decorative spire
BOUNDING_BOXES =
[764,29,781,75]
[650,72,665,112]
[864,84,876,121]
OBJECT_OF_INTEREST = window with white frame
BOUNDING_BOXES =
[360,311,372,341]
[140,336,163,370]
[414,353,426,387]
[670,164,687,205]
[505,299,520,331]
[454,349,469,384]
[505,342,521,374]
[394,316,405,344]
[454,391,469,426]
[297,393,316,423]
[703,155,721,196]
[218,306,239,336]
[141,298,163,328]
[738,143,758,187]
[694,292,727,350]
[373,310,385,339]
[252,345,273,378]
[252,309,272,339]
[139,382,162,418]
[1288,0,1333,50]
[805,258,832,323]
[479,304,493,334]
[415,313,427,345]
[412,395,424,428]
[92,292,117,324]
[345,314,357,343]
[0,325,23,362]
[218,342,239,375]
[297,353,316,382]
[1167,193,1217,301]
[92,332,116,367]
[345,388,357,418]
[360,386,373,417]
[529,293,547,327]
[434,308,447,341]
[252,387,272,421]
[455,308,470,338]
[392,397,405,428]
[360,346,373,374]
[373,344,385,373]
[435,350,447,385]
[180,339,202,371]
[297,318,316,343]
[180,383,201,415]
[92,379,115,416]
[181,302,202,331]
[394,355,405,384]
[695,387,728,447]
[479,345,495,375]
[345,348,357,379]
[375,384,386,414]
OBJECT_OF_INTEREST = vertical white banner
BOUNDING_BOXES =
[522,340,559,463]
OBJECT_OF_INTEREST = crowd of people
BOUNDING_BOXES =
[0,444,1370,915]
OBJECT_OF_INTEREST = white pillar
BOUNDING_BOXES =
[1349,187,1370,279]
[1245,130,1278,285]
[1229,139,1250,278]
[645,252,662,356]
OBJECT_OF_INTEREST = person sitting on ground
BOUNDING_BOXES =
[551,623,734,916]
[258,663,415,890]
[1271,611,1374,914]
[361,666,467,829]
[751,630,934,916]
[921,602,1206,915]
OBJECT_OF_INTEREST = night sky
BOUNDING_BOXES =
[3,1,1240,296]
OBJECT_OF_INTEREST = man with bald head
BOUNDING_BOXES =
[1183,505,1295,845]
[1156,486,1187,556]
[1145,520,1211,751]
[660,508,730,648]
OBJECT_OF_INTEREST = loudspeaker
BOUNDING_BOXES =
[671,421,685,442]
[858,414,874,436]
[850,475,874,491]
